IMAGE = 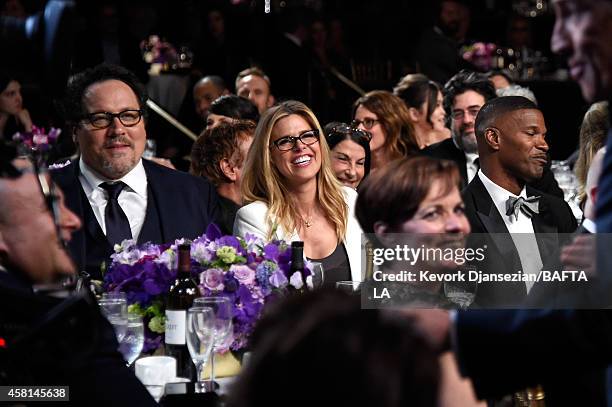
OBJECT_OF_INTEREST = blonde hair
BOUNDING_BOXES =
[241,100,348,242]
[575,101,610,205]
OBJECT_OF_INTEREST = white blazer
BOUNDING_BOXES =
[233,186,364,282]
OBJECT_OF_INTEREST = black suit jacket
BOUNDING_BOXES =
[51,159,221,277]
[423,138,565,198]
[462,175,577,307]
[0,269,157,405]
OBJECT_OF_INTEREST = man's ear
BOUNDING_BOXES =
[72,125,79,145]
[484,127,500,151]
[373,221,396,247]
[267,94,275,108]
[219,158,237,182]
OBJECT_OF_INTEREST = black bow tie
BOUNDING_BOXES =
[505,195,540,221]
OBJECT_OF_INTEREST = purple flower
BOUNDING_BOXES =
[289,271,304,290]
[263,243,280,261]
[224,273,239,293]
[269,270,288,288]
[231,265,256,286]
[205,223,223,241]
[201,268,225,291]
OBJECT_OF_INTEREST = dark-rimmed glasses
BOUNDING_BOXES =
[451,107,481,120]
[271,129,320,151]
[350,118,379,130]
[83,109,143,129]
[329,125,372,142]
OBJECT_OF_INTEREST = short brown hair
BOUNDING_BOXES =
[355,156,460,232]
[190,121,256,186]
[235,67,272,91]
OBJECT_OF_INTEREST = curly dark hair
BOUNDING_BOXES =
[443,69,497,125]
[60,64,148,126]
[190,120,256,186]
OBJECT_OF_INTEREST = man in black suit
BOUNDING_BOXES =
[423,70,563,197]
[52,64,220,279]
[0,157,156,405]
[462,96,577,307]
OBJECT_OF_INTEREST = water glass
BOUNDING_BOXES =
[335,281,361,294]
[193,297,233,387]
[119,314,144,366]
[98,298,128,342]
[186,307,216,393]
[135,356,177,402]
[309,262,325,289]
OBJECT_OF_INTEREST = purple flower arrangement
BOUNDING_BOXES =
[461,42,498,72]
[13,126,61,166]
[103,224,313,353]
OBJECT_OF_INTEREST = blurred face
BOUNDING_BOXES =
[194,80,225,119]
[0,80,23,115]
[451,90,486,154]
[496,109,549,183]
[236,75,273,114]
[331,139,366,189]
[75,80,146,180]
[429,91,446,133]
[234,135,254,185]
[490,74,511,89]
[0,173,81,283]
[269,114,321,188]
[205,113,233,130]
[354,105,385,153]
[439,0,462,35]
[551,0,612,102]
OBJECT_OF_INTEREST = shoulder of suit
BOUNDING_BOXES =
[237,200,269,217]
[143,159,214,190]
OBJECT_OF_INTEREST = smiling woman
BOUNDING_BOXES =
[234,101,364,285]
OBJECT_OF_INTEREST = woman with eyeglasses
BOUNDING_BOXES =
[393,74,450,149]
[352,90,419,172]
[323,121,371,190]
[234,101,363,286]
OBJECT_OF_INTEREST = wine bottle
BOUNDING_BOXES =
[165,243,199,380]
[289,241,305,287]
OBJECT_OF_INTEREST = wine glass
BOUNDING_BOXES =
[119,314,144,366]
[186,307,216,393]
[193,297,233,389]
[309,262,325,288]
[99,298,128,342]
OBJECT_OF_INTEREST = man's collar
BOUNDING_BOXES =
[478,169,527,205]
[79,158,147,198]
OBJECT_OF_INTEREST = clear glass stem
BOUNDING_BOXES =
[210,348,216,386]
[195,361,205,393]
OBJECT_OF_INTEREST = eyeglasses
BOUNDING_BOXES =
[451,107,481,120]
[271,129,320,151]
[330,125,372,142]
[83,109,143,129]
[351,118,379,130]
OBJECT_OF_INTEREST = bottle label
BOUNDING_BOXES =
[165,310,186,345]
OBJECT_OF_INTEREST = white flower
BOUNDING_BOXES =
[289,272,304,290]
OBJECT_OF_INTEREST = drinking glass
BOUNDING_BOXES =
[99,298,128,342]
[193,297,233,388]
[335,281,361,294]
[309,262,325,288]
[120,314,144,366]
[186,307,215,393]
[444,280,478,309]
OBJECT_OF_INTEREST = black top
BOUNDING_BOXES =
[308,243,351,288]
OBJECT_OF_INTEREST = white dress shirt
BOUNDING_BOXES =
[582,218,596,233]
[79,159,148,241]
[478,170,543,292]
[465,152,479,183]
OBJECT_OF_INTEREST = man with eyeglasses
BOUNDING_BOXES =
[424,70,563,197]
[0,151,157,405]
[52,64,220,280]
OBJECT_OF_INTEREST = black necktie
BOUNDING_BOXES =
[100,182,132,246]
[505,195,540,221]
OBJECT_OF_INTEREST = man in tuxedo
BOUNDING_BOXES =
[52,64,220,279]
[235,67,275,115]
[0,157,156,405]
[462,96,577,306]
[424,70,563,197]
[403,1,612,403]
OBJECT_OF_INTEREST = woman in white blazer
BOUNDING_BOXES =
[234,101,363,284]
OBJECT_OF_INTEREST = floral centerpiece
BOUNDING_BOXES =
[461,42,498,72]
[12,126,61,166]
[140,35,192,74]
[103,225,313,353]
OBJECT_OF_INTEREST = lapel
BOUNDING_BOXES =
[142,160,169,242]
[526,186,559,262]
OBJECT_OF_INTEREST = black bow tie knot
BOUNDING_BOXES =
[505,195,540,221]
